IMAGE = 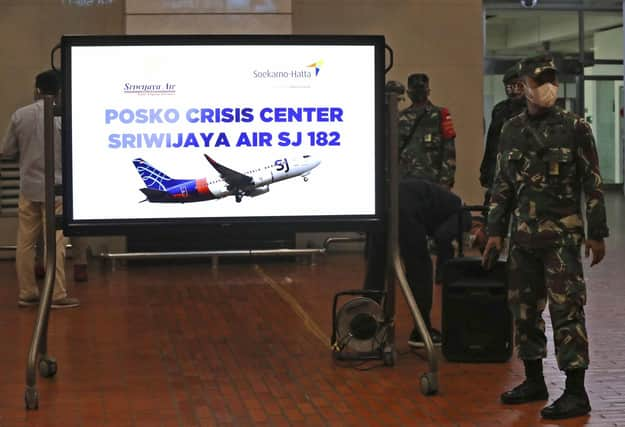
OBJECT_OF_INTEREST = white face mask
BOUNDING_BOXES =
[525,83,558,108]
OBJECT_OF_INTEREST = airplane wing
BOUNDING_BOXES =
[204,154,253,188]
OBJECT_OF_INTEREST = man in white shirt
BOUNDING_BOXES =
[1,70,79,308]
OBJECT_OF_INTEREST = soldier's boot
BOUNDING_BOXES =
[501,359,549,404]
[541,369,591,419]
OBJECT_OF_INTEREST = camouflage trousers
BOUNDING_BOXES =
[507,243,589,371]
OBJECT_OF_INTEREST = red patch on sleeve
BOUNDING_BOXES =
[440,107,456,140]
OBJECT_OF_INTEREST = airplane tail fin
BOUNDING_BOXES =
[133,158,174,191]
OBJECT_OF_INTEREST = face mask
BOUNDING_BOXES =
[525,82,558,108]
[409,88,428,103]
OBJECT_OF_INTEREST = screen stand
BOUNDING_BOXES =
[386,91,439,395]
[25,95,60,410]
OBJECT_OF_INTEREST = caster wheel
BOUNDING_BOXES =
[420,372,438,396]
[39,357,57,378]
[25,387,38,410]
[382,349,395,366]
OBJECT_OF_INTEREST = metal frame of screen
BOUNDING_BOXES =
[61,34,386,236]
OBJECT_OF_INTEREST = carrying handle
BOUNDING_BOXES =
[457,205,489,258]
[385,44,393,74]
[50,43,61,72]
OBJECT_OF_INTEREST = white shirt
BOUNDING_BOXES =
[1,99,62,202]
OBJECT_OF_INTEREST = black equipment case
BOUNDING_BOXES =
[440,206,513,363]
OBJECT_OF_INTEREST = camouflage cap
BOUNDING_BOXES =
[517,54,557,79]
[385,80,405,94]
[407,73,429,90]
[502,64,521,84]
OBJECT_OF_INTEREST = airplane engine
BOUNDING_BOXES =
[247,185,269,197]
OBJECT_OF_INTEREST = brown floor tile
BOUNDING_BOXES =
[0,192,623,427]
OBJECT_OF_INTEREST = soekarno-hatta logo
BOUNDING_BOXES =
[252,60,324,79]
[307,60,323,76]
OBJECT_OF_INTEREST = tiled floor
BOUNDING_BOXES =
[0,192,623,427]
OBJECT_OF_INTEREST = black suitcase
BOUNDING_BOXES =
[440,206,513,363]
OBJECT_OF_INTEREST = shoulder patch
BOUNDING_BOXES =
[439,107,456,140]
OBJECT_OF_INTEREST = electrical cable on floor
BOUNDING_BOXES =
[334,359,386,371]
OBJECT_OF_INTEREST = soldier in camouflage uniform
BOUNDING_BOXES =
[399,73,456,187]
[479,65,526,203]
[399,73,457,285]
[483,55,609,420]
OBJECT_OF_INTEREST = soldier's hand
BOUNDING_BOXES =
[585,239,606,267]
[481,237,502,268]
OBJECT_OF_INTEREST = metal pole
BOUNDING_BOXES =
[577,10,586,117]
[25,94,58,409]
[93,237,366,268]
[384,92,398,360]
[96,248,326,260]
[387,92,439,394]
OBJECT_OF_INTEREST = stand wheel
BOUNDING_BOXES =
[25,386,38,410]
[382,348,395,366]
[39,356,57,378]
[419,372,438,396]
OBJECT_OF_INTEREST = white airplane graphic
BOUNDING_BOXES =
[133,154,321,203]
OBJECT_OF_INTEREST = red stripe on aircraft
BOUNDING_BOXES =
[196,178,212,195]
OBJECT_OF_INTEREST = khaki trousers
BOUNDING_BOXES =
[16,195,67,301]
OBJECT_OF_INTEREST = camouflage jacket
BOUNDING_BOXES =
[398,102,456,186]
[487,106,609,248]
[479,97,526,188]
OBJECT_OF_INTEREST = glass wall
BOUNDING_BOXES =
[584,14,623,184]
[483,1,623,185]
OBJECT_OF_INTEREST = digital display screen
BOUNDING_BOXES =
[61,35,385,235]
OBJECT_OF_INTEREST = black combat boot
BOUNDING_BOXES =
[541,369,591,419]
[501,359,549,404]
